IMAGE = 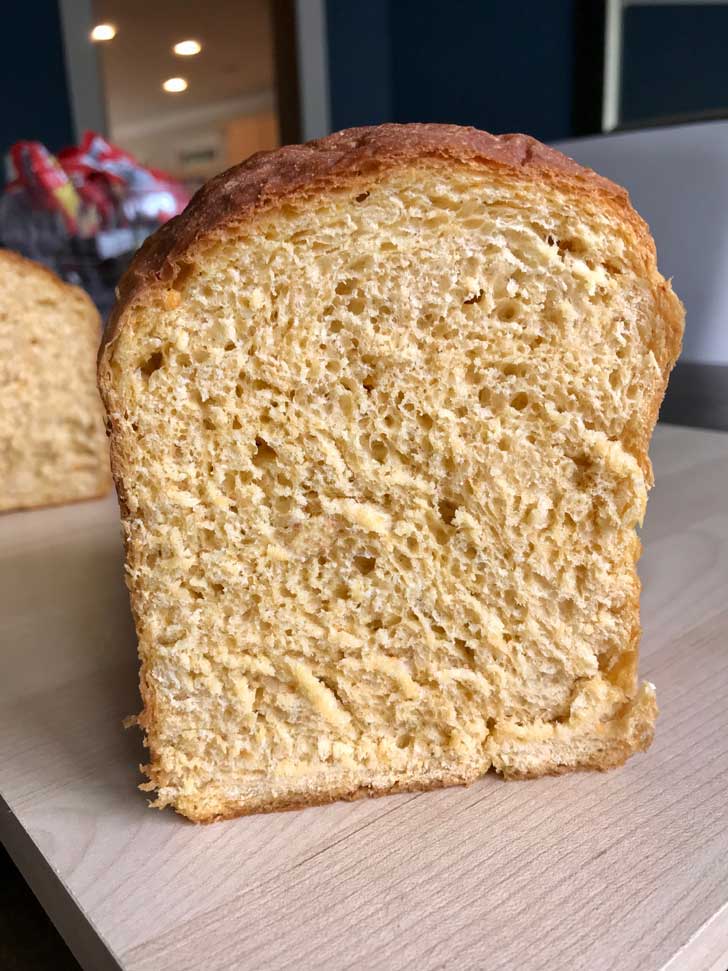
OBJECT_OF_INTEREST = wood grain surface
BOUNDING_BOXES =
[1,423,726,971]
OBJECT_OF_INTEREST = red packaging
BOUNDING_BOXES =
[6,141,81,233]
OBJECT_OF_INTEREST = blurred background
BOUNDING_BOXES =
[1,2,726,967]
[0,2,726,381]
[1,0,727,398]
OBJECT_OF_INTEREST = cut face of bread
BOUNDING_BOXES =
[0,250,110,512]
[99,125,683,821]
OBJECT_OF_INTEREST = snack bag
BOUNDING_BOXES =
[5,141,81,233]
[59,132,188,225]
[1,133,189,316]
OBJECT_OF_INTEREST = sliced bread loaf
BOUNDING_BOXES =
[1,250,110,512]
[99,124,683,821]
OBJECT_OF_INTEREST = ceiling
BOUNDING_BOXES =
[93,0,275,136]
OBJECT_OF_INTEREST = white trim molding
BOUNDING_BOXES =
[602,0,624,132]
[295,0,331,140]
[58,0,108,138]
[112,90,276,142]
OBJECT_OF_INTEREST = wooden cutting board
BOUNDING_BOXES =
[1,423,726,971]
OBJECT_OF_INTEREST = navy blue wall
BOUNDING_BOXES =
[0,1,74,161]
[327,0,393,129]
[621,5,728,125]
[327,0,577,141]
[389,0,575,141]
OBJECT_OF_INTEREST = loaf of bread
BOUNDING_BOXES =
[0,250,110,512]
[99,124,683,822]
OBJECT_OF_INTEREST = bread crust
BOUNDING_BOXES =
[98,124,684,820]
[164,705,656,821]
[185,760,622,824]
[0,248,100,319]
[181,770,479,824]
[101,123,667,354]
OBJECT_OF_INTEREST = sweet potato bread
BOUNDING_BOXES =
[98,124,683,822]
[0,250,110,512]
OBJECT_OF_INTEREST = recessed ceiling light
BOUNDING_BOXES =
[90,23,116,42]
[174,39,202,56]
[163,77,188,93]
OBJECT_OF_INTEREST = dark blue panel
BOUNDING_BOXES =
[0,1,74,162]
[326,0,393,131]
[388,0,576,141]
[621,5,728,125]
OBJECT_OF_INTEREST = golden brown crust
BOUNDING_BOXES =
[100,125,682,477]
[101,123,652,356]
[0,248,99,322]
[169,681,658,821]
[180,737,647,822]
[502,746,635,780]
[504,712,656,780]
[179,770,478,824]
[100,122,682,467]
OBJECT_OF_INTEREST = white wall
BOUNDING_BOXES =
[555,121,728,365]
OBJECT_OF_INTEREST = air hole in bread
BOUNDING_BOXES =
[348,297,366,315]
[437,499,458,526]
[370,440,388,463]
[172,261,195,291]
[557,237,588,259]
[502,362,526,377]
[252,437,277,467]
[354,555,376,575]
[496,300,520,322]
[140,351,164,378]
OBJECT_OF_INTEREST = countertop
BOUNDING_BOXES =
[1,423,727,971]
